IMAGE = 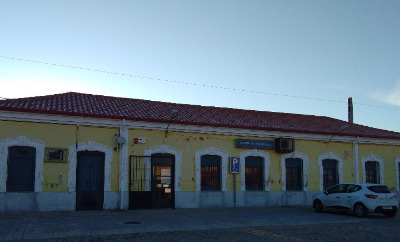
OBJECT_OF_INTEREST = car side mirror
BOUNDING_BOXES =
[324,191,328,195]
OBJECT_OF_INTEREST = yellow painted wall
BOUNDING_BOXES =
[2,120,400,194]
[76,125,121,191]
[0,120,120,192]
[129,129,360,192]
[296,140,354,191]
[358,144,400,190]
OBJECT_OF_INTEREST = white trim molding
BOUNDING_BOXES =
[68,141,113,192]
[361,155,384,184]
[239,149,270,191]
[144,145,182,192]
[353,141,359,183]
[118,121,129,209]
[281,152,309,191]
[195,147,228,192]
[318,152,344,191]
[0,136,45,192]
[395,157,400,191]
[3,110,400,146]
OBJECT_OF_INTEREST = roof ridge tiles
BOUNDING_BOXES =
[0,92,399,140]
[60,92,331,119]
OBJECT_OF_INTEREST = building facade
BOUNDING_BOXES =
[0,92,399,211]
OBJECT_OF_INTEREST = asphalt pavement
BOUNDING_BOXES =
[0,206,398,241]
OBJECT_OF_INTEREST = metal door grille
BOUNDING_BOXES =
[129,155,175,209]
[129,156,151,209]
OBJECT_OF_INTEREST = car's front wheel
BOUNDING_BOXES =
[383,211,397,218]
[314,200,323,213]
[354,203,368,218]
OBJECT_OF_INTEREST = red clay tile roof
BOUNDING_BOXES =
[0,92,399,140]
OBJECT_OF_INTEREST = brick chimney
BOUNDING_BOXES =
[348,97,353,124]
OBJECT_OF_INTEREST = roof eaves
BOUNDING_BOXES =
[2,94,400,141]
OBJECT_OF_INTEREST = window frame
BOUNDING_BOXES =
[326,184,347,194]
[7,146,36,192]
[318,153,343,191]
[285,158,303,191]
[0,136,45,193]
[201,155,221,191]
[281,152,308,191]
[365,161,380,184]
[195,147,228,192]
[322,159,339,190]
[245,156,264,191]
[361,155,384,185]
[240,150,270,192]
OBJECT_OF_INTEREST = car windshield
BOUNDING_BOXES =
[367,185,391,193]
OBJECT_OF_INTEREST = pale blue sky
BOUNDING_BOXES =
[1,1,399,132]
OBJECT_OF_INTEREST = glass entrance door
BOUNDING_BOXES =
[151,154,174,209]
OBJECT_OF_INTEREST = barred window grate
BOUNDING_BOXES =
[245,156,264,191]
[201,155,221,191]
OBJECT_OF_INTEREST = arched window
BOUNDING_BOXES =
[318,153,343,191]
[201,155,221,191]
[281,152,308,191]
[240,149,270,191]
[361,155,384,184]
[195,147,228,192]
[7,146,36,192]
[365,161,380,184]
[285,158,303,191]
[245,156,264,191]
[322,159,339,190]
[0,136,45,193]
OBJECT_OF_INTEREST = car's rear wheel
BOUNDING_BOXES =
[354,203,368,218]
[314,200,323,213]
[383,211,397,218]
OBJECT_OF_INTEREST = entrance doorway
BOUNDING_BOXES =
[76,151,105,210]
[129,154,175,209]
[151,154,174,209]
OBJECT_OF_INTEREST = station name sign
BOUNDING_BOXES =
[235,138,274,150]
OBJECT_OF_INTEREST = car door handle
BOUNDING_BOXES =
[335,197,340,198]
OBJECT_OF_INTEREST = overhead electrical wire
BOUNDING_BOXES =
[0,55,398,111]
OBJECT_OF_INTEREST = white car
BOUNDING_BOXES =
[312,183,398,217]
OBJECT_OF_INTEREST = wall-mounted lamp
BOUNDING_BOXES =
[171,109,179,119]
[328,125,349,142]
[165,109,180,138]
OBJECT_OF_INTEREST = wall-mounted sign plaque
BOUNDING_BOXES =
[235,139,274,150]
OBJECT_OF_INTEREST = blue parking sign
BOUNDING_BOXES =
[230,157,240,173]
